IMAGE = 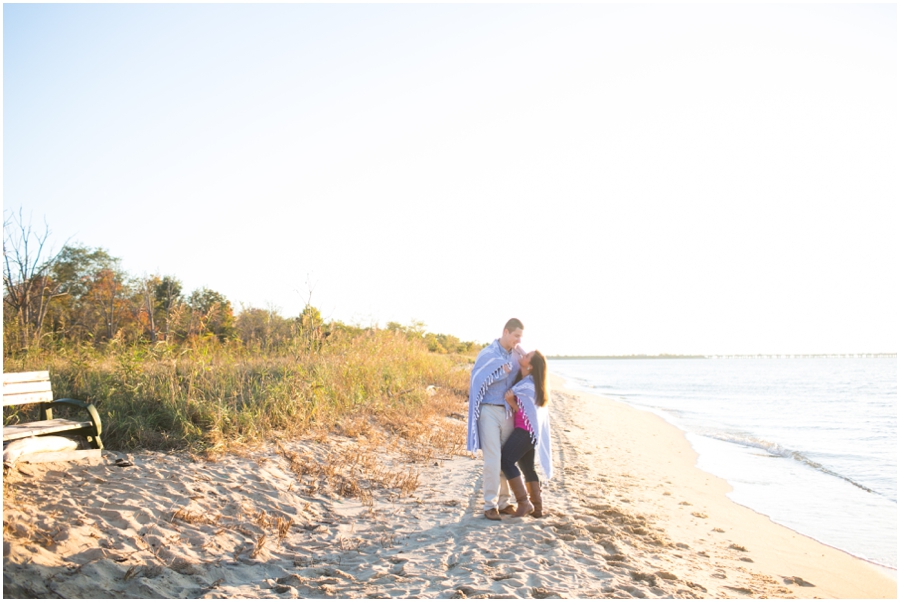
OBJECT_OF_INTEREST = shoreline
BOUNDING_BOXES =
[554,375,897,581]
[549,373,897,598]
[713,478,899,577]
[560,375,899,575]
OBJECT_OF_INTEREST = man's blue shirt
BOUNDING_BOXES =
[481,340,517,406]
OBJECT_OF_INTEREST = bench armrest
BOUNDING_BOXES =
[48,398,103,438]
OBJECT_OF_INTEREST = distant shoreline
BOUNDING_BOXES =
[549,353,897,360]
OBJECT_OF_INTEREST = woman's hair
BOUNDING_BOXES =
[531,350,549,407]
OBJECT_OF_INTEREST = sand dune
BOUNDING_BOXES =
[3,378,896,598]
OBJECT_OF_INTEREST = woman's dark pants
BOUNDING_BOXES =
[501,427,540,483]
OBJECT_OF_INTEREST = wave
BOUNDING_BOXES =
[700,431,884,498]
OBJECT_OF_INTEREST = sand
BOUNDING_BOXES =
[3,375,896,598]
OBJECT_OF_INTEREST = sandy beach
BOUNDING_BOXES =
[3,375,896,598]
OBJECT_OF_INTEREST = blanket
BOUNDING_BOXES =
[3,436,79,468]
[466,340,518,452]
[511,375,553,480]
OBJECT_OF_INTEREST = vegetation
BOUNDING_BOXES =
[3,210,480,454]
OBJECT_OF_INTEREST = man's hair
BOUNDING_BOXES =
[504,318,524,333]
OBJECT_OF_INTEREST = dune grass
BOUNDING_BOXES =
[3,329,473,455]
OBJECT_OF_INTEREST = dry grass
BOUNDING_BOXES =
[255,510,272,530]
[250,534,266,559]
[4,332,475,540]
[4,330,474,455]
[171,508,212,525]
[273,383,467,503]
[275,516,293,542]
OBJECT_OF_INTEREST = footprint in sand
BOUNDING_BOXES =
[618,583,648,598]
[685,581,707,593]
[655,571,678,581]
[531,586,563,599]
[630,571,659,587]
[782,575,816,587]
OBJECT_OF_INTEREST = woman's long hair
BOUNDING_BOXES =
[531,350,549,407]
[513,350,550,406]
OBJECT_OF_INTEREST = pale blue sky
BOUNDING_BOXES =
[3,3,897,355]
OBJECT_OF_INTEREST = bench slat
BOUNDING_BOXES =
[3,419,94,442]
[3,371,50,386]
[3,391,54,406]
[3,371,54,406]
[3,380,53,396]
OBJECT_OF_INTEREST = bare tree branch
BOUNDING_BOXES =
[3,208,70,349]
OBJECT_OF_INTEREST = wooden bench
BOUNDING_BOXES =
[3,371,104,451]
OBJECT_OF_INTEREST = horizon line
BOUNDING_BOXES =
[547,353,897,359]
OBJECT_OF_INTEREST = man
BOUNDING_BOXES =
[467,318,525,520]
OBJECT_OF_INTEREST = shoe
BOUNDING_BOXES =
[526,481,543,518]
[484,508,501,521]
[508,476,534,517]
[499,504,517,515]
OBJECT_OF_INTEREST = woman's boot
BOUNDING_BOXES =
[508,476,534,517]
[526,481,543,518]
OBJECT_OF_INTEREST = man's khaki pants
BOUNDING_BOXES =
[477,404,515,512]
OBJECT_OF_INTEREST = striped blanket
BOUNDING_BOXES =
[510,375,553,480]
[466,339,517,452]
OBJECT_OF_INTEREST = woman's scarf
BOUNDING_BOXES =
[511,375,553,480]
[466,340,515,452]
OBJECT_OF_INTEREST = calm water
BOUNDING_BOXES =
[549,357,897,569]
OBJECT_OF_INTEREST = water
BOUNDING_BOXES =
[549,357,897,569]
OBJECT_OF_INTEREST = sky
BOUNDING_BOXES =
[3,3,897,356]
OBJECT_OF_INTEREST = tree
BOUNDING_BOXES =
[83,267,132,341]
[235,304,292,348]
[130,274,184,343]
[153,276,183,341]
[134,276,161,343]
[299,304,323,333]
[187,287,234,341]
[386,320,427,340]
[236,306,270,345]
[2,209,68,350]
[46,244,120,342]
[51,245,118,299]
[294,304,329,349]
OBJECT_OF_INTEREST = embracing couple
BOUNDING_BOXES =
[467,318,553,521]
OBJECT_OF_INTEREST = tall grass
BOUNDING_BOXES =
[3,329,472,454]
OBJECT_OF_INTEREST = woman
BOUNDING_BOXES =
[500,350,552,518]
